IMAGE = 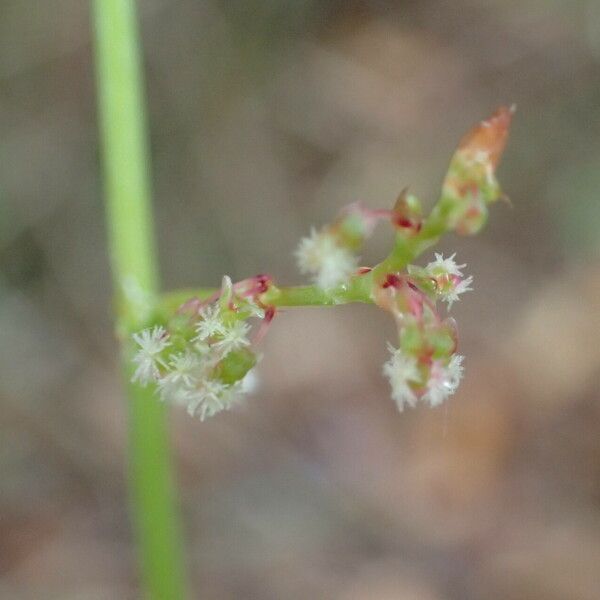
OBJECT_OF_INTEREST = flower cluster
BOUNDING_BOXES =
[408,253,474,309]
[130,107,512,420]
[295,203,389,289]
[131,276,270,420]
[375,252,470,411]
[383,345,464,410]
[295,227,358,289]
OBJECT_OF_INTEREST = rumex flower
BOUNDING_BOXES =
[157,351,201,402]
[423,253,474,309]
[131,275,267,420]
[422,354,464,407]
[194,304,226,341]
[383,345,464,411]
[213,321,251,355]
[186,378,241,421]
[131,325,170,384]
[382,344,421,411]
[295,228,358,289]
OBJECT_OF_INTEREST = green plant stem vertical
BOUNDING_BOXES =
[92,1,188,598]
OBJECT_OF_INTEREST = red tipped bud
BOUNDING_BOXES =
[458,105,514,169]
[391,190,423,236]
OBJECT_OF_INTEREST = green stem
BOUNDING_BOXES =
[92,1,188,598]
[159,207,452,319]
[159,275,375,317]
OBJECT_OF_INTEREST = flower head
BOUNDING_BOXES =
[186,378,245,421]
[382,344,421,411]
[424,253,473,309]
[194,304,226,341]
[422,354,464,407]
[214,320,251,355]
[441,276,474,309]
[295,228,358,289]
[131,326,170,384]
[131,290,261,420]
[425,253,465,277]
[157,351,202,402]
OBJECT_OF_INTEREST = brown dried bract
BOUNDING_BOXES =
[457,105,515,169]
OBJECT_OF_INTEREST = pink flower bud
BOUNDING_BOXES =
[391,190,423,236]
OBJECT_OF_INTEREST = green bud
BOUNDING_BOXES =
[426,323,456,359]
[392,190,423,235]
[336,212,367,250]
[400,322,424,355]
[213,348,257,384]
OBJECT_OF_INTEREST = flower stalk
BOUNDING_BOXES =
[92,0,188,598]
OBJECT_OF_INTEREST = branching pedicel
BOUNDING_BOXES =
[131,108,513,419]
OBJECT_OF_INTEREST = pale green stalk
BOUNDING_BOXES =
[92,1,188,598]
[159,278,374,316]
[159,215,448,315]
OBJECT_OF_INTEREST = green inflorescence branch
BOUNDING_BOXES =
[159,185,458,315]
[138,106,512,425]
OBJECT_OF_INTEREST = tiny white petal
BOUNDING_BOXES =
[194,304,226,341]
[157,351,202,402]
[186,379,245,421]
[214,320,251,355]
[422,354,464,408]
[425,252,466,277]
[132,359,160,386]
[131,326,170,384]
[441,275,474,309]
[383,344,421,411]
[446,354,464,390]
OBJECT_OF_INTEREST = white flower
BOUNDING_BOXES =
[131,326,170,384]
[441,275,473,309]
[214,320,251,355]
[186,379,244,421]
[295,228,358,289]
[425,253,465,277]
[194,304,226,341]
[382,344,421,411]
[161,383,193,407]
[157,351,202,402]
[424,253,473,309]
[422,354,464,407]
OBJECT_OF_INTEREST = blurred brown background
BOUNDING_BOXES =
[2,1,600,598]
